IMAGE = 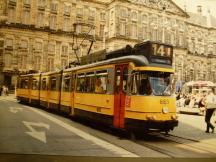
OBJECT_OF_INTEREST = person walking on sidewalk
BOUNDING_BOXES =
[205,89,216,133]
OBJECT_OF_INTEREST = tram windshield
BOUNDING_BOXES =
[130,71,173,96]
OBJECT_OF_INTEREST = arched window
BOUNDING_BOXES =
[142,14,148,23]
[151,28,157,41]
[61,59,67,69]
[120,8,127,19]
[120,22,126,36]
[61,45,68,56]
[20,40,28,49]
[131,11,137,21]
[48,57,54,71]
[37,12,44,27]
[131,23,137,38]
[49,15,57,30]
[34,56,41,70]
[4,54,12,68]
[142,25,147,40]
[22,9,30,24]
[8,7,16,23]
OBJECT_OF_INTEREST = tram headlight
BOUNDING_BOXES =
[162,107,169,114]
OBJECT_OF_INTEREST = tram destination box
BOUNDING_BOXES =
[80,41,173,66]
[133,41,173,65]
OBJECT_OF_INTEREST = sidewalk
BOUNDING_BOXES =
[171,113,216,146]
[177,106,203,115]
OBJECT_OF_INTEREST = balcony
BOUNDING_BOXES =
[38,5,45,11]
[23,3,31,8]
[50,4,58,14]
[9,0,16,6]
[64,10,71,17]
[50,9,57,14]
[5,46,13,51]
[76,13,83,19]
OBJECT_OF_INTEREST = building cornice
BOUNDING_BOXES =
[112,0,189,18]
[82,0,110,5]
[0,22,103,41]
[186,21,212,30]
[106,36,140,44]
[174,46,187,50]
[209,27,216,31]
[168,0,190,18]
[187,51,216,59]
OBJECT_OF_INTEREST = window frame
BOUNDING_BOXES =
[95,70,108,94]
[41,78,47,90]
[62,74,71,92]
[21,78,29,89]
[32,78,39,90]
[50,76,57,91]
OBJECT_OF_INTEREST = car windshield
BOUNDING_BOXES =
[130,71,173,96]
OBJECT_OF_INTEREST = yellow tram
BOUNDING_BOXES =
[16,41,178,133]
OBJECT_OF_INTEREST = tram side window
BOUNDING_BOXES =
[76,73,86,92]
[32,79,39,90]
[130,72,139,95]
[139,74,152,95]
[130,72,152,95]
[95,70,108,94]
[41,78,47,90]
[63,75,70,92]
[50,77,57,91]
[86,72,95,93]
[123,67,128,93]
[21,79,29,89]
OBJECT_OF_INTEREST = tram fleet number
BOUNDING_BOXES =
[152,44,172,57]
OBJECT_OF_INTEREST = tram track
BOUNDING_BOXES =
[163,133,216,154]
[73,120,216,157]
[131,132,216,157]
[48,115,216,157]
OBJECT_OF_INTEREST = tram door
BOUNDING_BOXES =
[113,64,128,128]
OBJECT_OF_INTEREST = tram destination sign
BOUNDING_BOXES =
[150,43,173,65]
[151,43,172,57]
[134,41,173,65]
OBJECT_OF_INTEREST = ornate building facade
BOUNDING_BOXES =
[0,0,216,89]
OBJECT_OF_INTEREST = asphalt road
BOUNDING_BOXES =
[0,96,137,157]
[1,95,216,159]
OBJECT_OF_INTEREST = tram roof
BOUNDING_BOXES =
[19,55,173,77]
[64,55,149,72]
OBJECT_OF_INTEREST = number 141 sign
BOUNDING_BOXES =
[152,44,172,57]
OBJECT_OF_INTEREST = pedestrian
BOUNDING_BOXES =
[198,94,206,115]
[2,85,6,96]
[204,89,216,133]
[5,86,9,96]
